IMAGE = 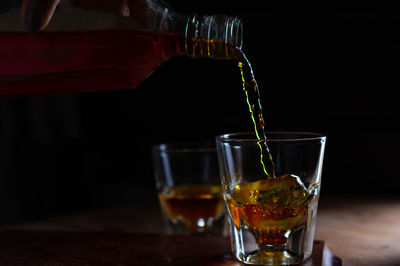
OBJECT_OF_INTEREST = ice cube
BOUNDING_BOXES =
[232,174,309,207]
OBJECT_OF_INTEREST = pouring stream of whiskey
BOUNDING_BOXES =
[186,37,275,178]
[235,50,275,178]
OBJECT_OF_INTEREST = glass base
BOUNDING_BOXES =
[163,214,226,236]
[242,250,303,265]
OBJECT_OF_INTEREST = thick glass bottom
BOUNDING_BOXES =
[241,249,303,265]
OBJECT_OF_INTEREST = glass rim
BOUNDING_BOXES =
[216,131,326,143]
[153,141,216,153]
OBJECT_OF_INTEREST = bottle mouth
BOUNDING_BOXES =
[185,14,243,52]
[224,16,243,50]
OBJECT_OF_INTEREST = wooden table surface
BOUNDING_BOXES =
[2,192,400,266]
[315,194,400,266]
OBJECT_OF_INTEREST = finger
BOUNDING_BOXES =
[21,0,60,34]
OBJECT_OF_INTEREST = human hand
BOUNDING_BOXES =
[21,0,60,34]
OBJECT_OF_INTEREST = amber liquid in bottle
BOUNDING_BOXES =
[0,29,183,96]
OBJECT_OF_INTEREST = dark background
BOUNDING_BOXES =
[0,3,399,225]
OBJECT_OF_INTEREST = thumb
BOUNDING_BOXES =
[21,0,60,34]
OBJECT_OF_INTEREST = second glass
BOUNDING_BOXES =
[152,142,225,235]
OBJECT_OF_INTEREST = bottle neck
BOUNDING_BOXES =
[184,14,243,59]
